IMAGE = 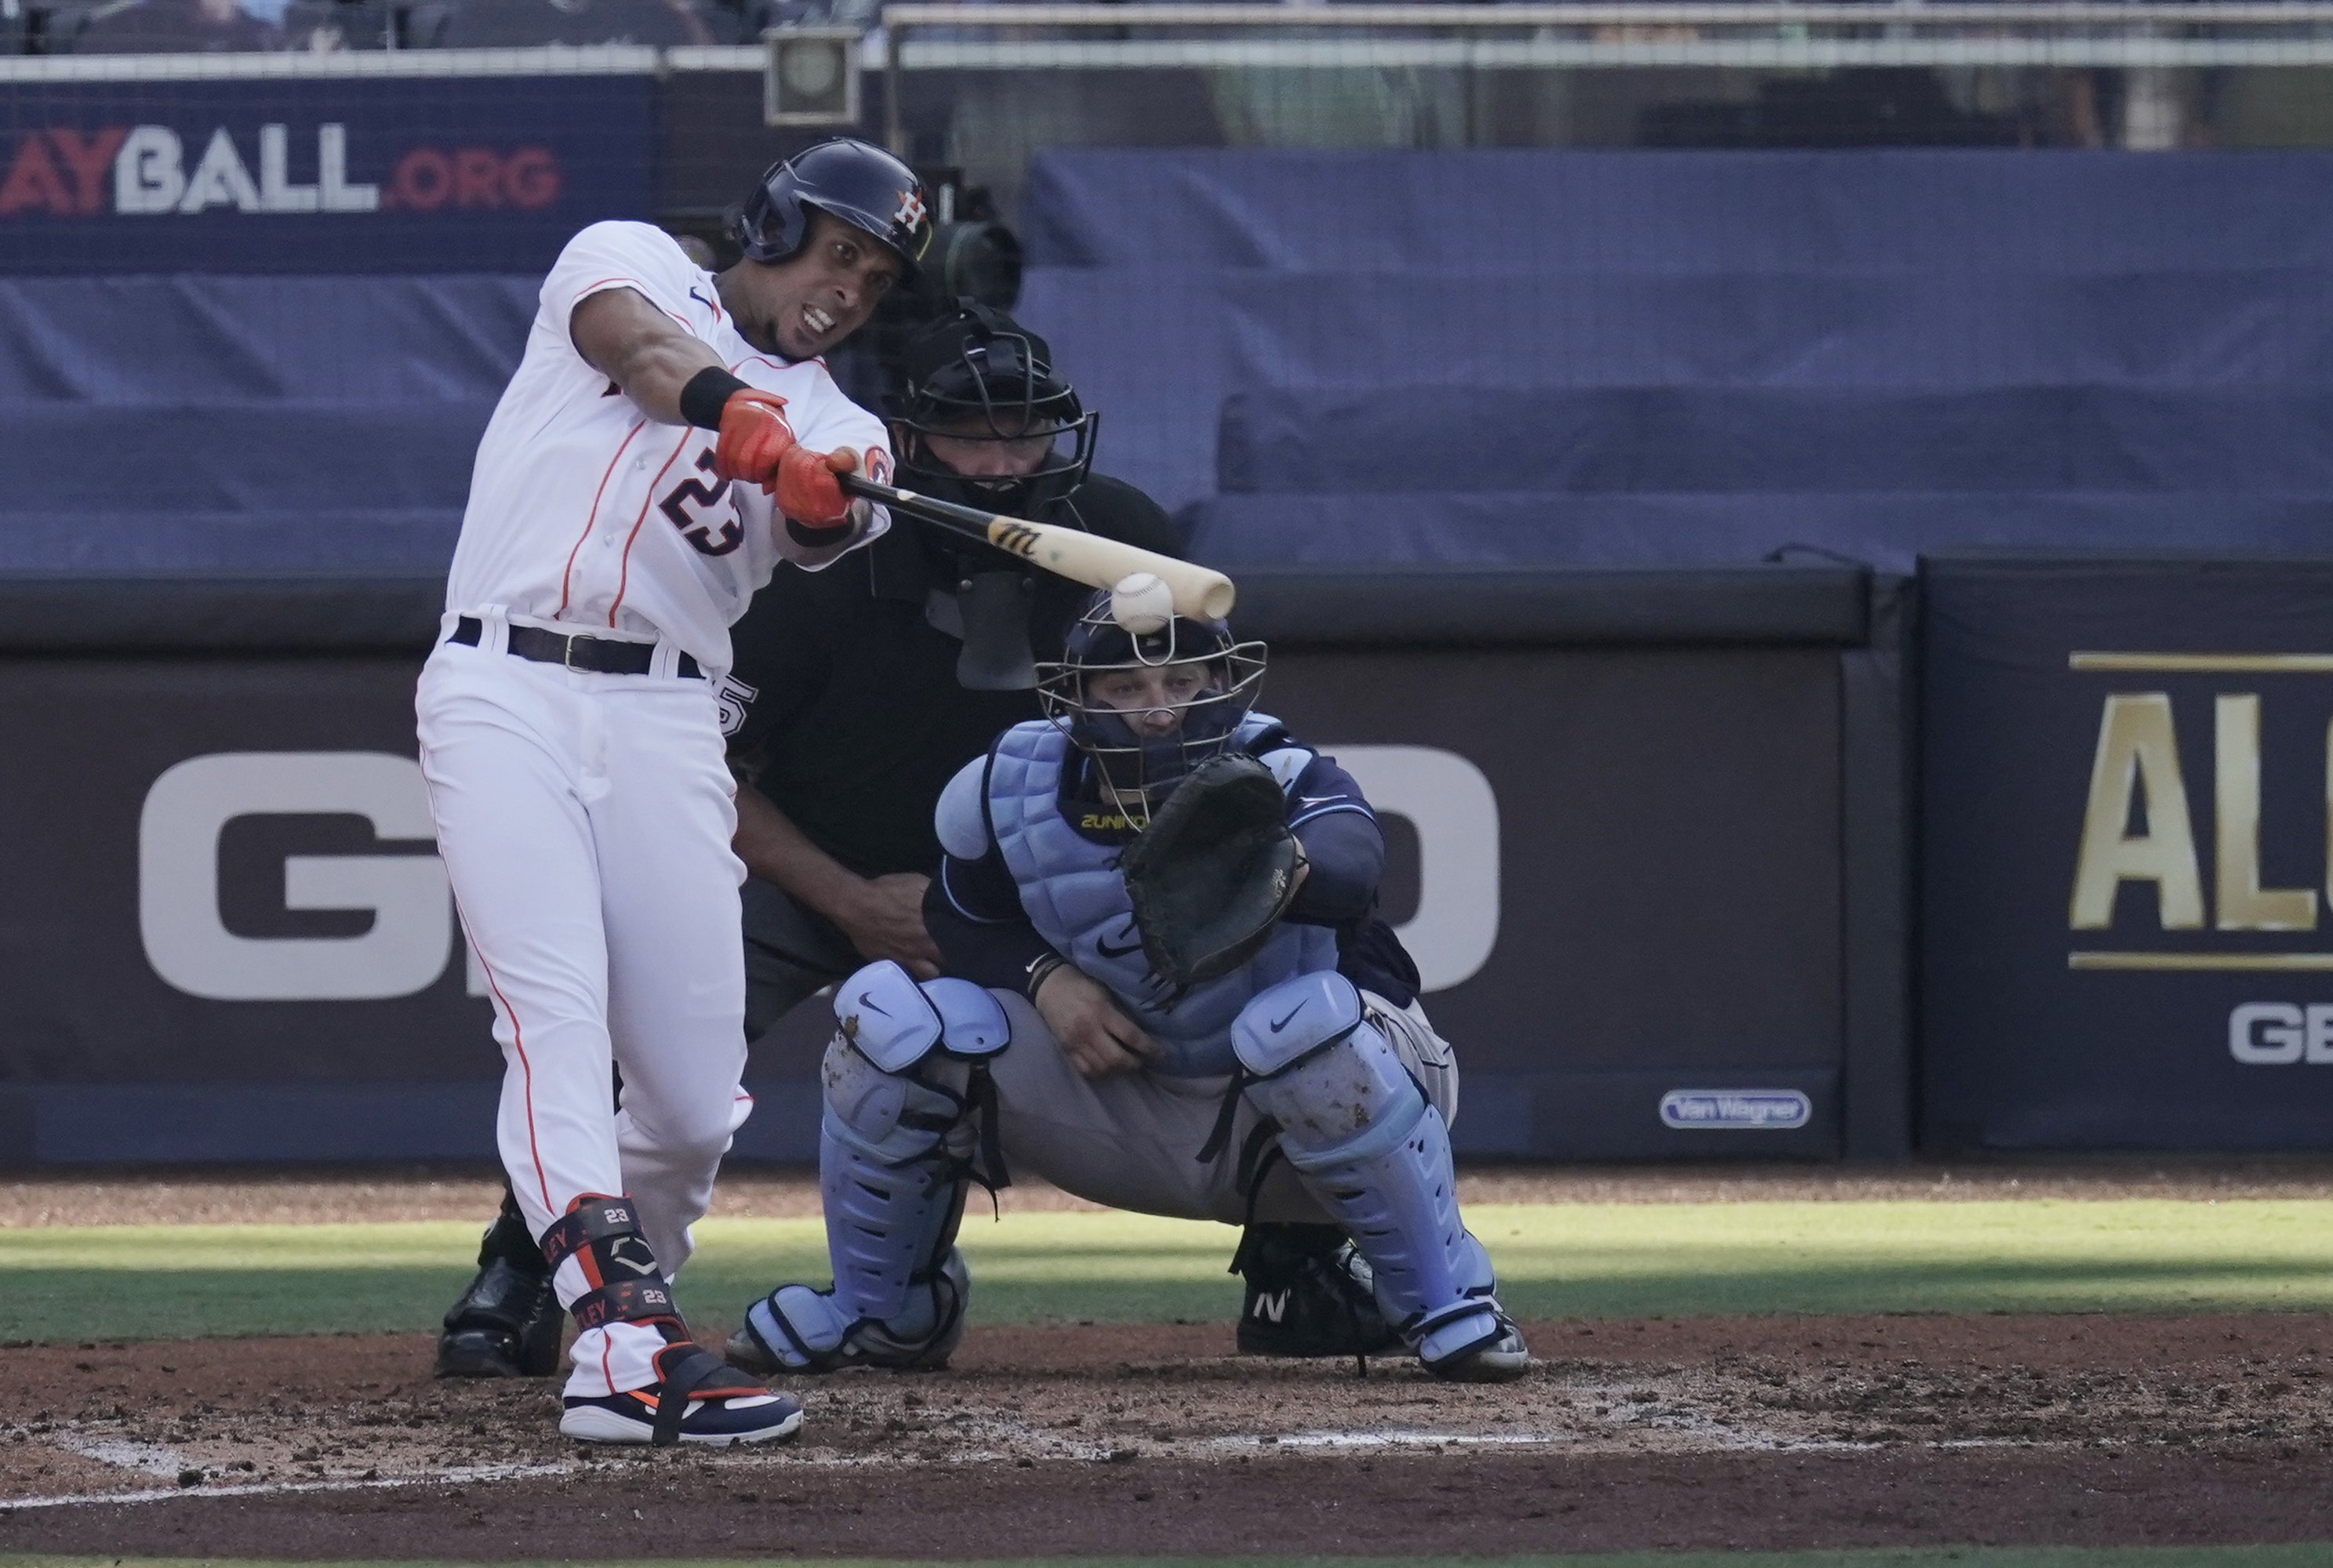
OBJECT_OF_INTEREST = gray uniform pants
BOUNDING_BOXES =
[984,988,1459,1227]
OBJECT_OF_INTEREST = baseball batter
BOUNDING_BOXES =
[726,597,1530,1383]
[416,138,930,1446]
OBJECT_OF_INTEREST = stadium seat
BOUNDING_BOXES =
[67,0,285,52]
[428,0,722,47]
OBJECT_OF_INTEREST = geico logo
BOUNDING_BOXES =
[2228,1002,2333,1064]
[139,752,455,1002]
[1330,746,1499,993]
[2070,692,2324,935]
[132,745,1504,1001]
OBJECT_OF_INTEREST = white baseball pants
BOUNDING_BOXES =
[416,614,751,1398]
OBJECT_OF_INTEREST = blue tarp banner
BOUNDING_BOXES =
[0,274,528,572]
[1019,149,2333,547]
[1021,147,2333,273]
[0,77,652,274]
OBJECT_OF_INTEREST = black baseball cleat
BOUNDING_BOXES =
[1232,1223,1401,1359]
[560,1343,804,1447]
[435,1190,564,1379]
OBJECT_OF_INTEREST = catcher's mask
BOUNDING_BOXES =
[887,302,1096,518]
[1037,590,1266,815]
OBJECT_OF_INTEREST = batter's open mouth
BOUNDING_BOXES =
[802,303,837,337]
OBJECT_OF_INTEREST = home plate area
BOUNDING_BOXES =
[6,1316,2333,1557]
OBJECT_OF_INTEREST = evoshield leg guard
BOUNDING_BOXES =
[1234,974,1528,1381]
[731,961,1009,1375]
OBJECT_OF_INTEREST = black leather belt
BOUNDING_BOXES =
[451,616,702,680]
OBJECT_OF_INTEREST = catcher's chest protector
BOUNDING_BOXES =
[985,720,1338,1078]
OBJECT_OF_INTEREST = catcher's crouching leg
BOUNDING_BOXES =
[1234,974,1528,1383]
[729,960,1008,1375]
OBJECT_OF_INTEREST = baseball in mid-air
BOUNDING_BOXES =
[1110,572,1175,634]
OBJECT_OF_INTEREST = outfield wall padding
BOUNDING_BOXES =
[0,565,1908,1167]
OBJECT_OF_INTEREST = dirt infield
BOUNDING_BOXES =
[6,1313,2332,1558]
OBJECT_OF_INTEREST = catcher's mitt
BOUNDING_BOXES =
[1119,753,1303,993]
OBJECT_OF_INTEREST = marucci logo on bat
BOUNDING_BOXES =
[989,522,1044,558]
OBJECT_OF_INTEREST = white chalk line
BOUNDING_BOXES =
[11,1407,2044,1510]
[51,1436,188,1476]
[1215,1430,1572,1450]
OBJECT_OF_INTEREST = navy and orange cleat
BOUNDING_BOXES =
[558,1342,804,1447]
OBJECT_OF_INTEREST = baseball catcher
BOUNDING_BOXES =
[726,595,1528,1383]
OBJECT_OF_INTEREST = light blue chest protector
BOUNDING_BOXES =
[984,718,1339,1077]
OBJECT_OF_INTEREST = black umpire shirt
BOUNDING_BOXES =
[724,473,1183,878]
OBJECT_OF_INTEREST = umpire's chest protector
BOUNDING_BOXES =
[985,721,1337,1078]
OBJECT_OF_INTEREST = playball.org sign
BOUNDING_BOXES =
[3,124,558,218]
[0,76,651,272]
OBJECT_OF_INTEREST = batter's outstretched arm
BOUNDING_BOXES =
[569,286,723,426]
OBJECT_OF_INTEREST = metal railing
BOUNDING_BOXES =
[5,0,2331,151]
[876,1,2333,147]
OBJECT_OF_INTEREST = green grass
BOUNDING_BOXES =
[9,1550,2333,1568]
[9,1198,2333,1345]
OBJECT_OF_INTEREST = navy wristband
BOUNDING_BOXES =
[679,366,750,430]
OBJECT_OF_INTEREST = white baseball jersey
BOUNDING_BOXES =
[444,220,890,671]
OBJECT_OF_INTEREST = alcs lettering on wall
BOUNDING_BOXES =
[0,123,560,219]
[136,747,1503,1003]
[2066,657,2333,971]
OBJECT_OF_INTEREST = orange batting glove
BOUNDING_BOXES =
[775,444,858,528]
[710,389,794,488]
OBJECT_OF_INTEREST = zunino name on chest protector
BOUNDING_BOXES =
[983,719,1339,1078]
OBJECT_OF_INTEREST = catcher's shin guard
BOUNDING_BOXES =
[731,962,1007,1374]
[1234,974,1526,1381]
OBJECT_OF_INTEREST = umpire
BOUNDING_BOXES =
[435,303,1170,1377]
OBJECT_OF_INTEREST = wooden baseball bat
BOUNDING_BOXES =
[841,473,1237,621]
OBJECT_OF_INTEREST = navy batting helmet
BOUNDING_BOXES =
[729,139,933,276]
